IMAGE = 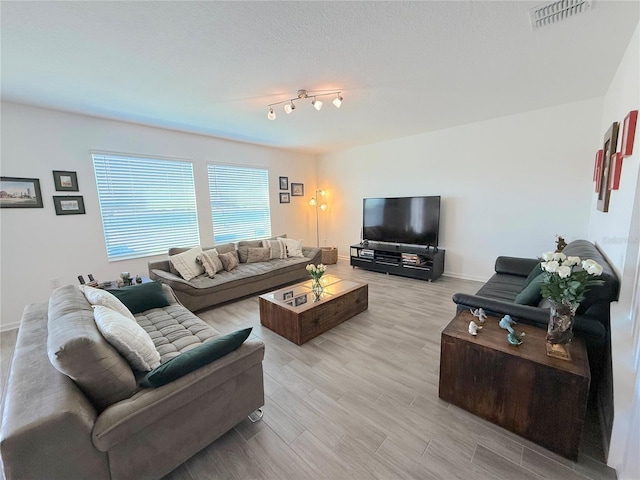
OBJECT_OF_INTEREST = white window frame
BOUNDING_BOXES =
[207,163,272,244]
[92,152,200,261]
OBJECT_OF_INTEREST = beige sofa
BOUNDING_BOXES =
[0,284,265,480]
[149,240,322,311]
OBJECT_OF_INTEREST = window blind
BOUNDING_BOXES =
[208,164,271,243]
[92,153,200,261]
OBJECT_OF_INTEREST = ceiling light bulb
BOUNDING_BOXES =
[309,198,317,206]
[284,101,295,114]
[267,108,276,120]
[312,98,323,111]
[320,203,328,211]
[318,189,326,197]
[332,94,343,108]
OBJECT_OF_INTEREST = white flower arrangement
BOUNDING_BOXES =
[539,252,604,305]
[306,263,327,280]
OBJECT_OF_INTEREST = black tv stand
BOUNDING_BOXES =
[350,242,445,282]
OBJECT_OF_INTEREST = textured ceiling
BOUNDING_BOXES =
[1,1,638,154]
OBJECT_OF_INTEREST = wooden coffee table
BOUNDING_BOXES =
[439,310,590,460]
[259,275,368,345]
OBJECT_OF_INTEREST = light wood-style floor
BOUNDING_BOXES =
[1,261,617,480]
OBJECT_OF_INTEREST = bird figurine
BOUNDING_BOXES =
[499,315,526,346]
[470,307,487,323]
[468,321,482,336]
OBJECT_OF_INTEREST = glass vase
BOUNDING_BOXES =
[546,299,578,361]
[311,278,323,298]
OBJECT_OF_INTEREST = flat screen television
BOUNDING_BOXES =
[363,196,440,246]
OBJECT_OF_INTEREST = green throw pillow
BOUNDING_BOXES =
[140,327,252,388]
[107,281,170,315]
[524,263,543,286]
[515,273,545,306]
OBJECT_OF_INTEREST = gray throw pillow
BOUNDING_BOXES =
[237,240,263,263]
[247,247,271,263]
[219,251,239,271]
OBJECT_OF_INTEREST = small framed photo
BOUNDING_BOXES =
[279,192,290,203]
[0,176,43,208]
[52,170,79,191]
[53,195,86,215]
[291,183,304,196]
[294,294,308,307]
[279,176,289,190]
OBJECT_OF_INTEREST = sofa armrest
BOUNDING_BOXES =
[148,259,171,272]
[303,246,322,264]
[452,293,550,326]
[92,339,265,451]
[149,268,195,291]
[494,256,539,276]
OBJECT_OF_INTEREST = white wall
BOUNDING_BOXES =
[588,22,640,479]
[317,98,603,280]
[0,103,317,330]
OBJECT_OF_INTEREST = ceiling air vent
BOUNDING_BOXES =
[529,0,592,30]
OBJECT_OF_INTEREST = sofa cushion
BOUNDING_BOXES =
[514,273,544,306]
[247,247,271,263]
[136,304,218,362]
[93,306,161,371]
[47,285,137,410]
[475,273,527,302]
[79,285,136,322]
[107,281,170,314]
[170,246,205,280]
[524,263,543,286]
[140,328,252,387]
[204,248,224,272]
[237,240,263,263]
[219,251,239,271]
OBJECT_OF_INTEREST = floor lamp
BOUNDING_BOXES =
[309,189,327,247]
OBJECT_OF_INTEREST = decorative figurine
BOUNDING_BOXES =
[555,234,567,253]
[499,315,526,346]
[468,321,482,336]
[470,307,487,323]
[120,272,132,286]
[135,275,142,284]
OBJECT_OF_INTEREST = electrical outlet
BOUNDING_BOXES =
[50,278,61,289]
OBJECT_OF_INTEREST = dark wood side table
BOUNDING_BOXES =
[439,310,590,460]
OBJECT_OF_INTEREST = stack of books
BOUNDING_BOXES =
[402,253,426,266]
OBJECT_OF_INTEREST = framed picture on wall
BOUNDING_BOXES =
[291,183,304,196]
[279,192,290,203]
[53,195,86,215]
[52,170,79,191]
[279,176,289,190]
[0,176,43,208]
[597,122,619,213]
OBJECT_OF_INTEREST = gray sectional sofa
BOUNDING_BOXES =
[149,240,322,311]
[0,284,265,480]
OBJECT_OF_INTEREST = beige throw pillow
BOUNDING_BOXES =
[219,251,239,271]
[247,247,271,263]
[262,239,286,259]
[169,246,205,280]
[237,240,263,263]
[278,237,304,257]
[198,249,219,277]
[79,285,136,322]
[93,306,161,371]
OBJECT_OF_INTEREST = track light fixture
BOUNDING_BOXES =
[267,89,343,120]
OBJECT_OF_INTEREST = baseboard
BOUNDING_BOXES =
[441,272,490,283]
[0,321,20,333]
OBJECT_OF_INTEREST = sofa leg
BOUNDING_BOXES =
[248,408,264,423]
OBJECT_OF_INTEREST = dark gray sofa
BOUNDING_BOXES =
[149,241,322,311]
[0,284,265,480]
[452,240,619,377]
[452,240,619,447]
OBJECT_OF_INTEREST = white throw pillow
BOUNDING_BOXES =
[277,237,304,258]
[79,285,136,322]
[170,246,205,280]
[93,306,161,371]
